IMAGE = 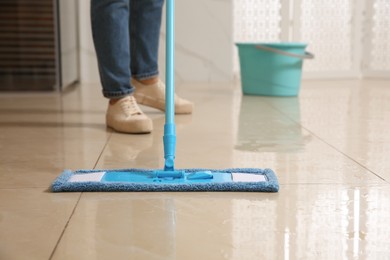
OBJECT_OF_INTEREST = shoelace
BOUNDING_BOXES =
[121,96,142,116]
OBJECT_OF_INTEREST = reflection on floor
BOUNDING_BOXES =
[1,80,389,259]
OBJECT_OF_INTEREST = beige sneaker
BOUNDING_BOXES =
[131,78,193,114]
[106,96,153,134]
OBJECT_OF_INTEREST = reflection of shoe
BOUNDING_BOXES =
[107,134,153,162]
[106,96,152,134]
[132,78,193,114]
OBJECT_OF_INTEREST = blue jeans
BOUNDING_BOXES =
[91,0,164,99]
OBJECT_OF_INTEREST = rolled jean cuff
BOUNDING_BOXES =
[102,88,134,99]
[132,70,159,81]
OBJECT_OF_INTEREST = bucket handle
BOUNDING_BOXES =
[256,45,314,59]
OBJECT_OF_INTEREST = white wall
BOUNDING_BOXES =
[78,0,99,83]
[59,0,79,88]
[234,0,390,79]
[78,0,233,84]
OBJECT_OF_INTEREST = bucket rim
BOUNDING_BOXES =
[235,42,308,48]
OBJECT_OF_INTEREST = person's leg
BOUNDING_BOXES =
[129,0,164,82]
[91,0,133,99]
[91,0,152,133]
[129,0,193,114]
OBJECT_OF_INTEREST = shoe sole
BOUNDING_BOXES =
[106,118,153,134]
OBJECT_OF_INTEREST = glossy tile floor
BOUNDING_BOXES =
[1,79,390,259]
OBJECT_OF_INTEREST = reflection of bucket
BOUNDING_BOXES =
[235,96,310,153]
[236,43,314,96]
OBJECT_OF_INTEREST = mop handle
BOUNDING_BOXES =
[163,0,176,171]
[166,0,174,123]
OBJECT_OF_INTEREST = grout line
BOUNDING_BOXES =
[264,101,389,184]
[48,192,83,260]
[93,129,113,169]
[48,130,113,259]
[298,129,387,183]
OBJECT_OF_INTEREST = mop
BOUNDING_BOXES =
[51,0,279,192]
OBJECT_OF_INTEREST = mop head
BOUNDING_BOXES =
[51,168,279,192]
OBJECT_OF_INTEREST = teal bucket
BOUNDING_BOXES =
[236,43,314,96]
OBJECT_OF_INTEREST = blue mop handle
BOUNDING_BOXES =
[163,0,176,171]
[166,0,174,125]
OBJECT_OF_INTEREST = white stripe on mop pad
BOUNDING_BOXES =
[232,173,267,182]
[69,172,106,182]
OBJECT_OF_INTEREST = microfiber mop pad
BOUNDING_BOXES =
[51,168,279,192]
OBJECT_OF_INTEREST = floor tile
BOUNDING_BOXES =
[51,184,390,260]
[0,125,110,189]
[0,189,79,260]
[266,80,390,182]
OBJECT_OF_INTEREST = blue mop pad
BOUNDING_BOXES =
[51,168,278,192]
